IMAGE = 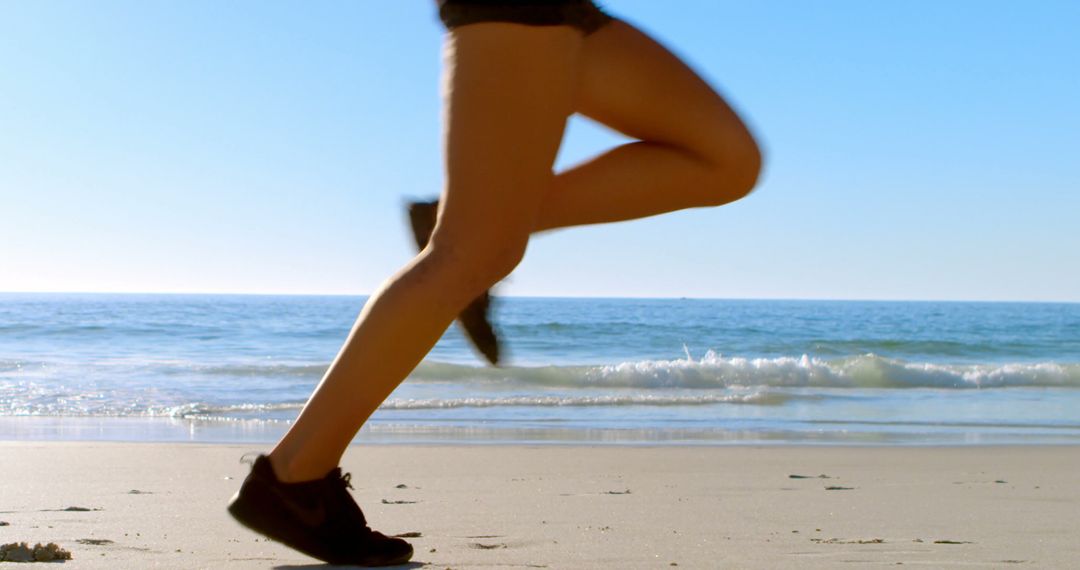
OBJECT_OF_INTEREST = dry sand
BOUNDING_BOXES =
[1,442,1077,568]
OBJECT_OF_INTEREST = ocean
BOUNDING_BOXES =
[1,293,1078,445]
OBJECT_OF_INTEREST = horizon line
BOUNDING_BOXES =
[0,290,1077,305]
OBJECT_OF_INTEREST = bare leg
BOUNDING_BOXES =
[269,19,762,482]
[535,20,762,232]
[268,24,582,482]
[409,20,761,233]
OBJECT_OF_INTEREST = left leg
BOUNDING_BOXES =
[267,24,583,483]
[229,22,582,567]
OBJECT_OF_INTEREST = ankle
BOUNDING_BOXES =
[266,451,332,484]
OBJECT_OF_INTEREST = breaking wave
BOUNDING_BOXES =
[3,353,1078,418]
[411,352,1080,390]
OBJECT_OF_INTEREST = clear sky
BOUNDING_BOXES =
[2,1,1078,301]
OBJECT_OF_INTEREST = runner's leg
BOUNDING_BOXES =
[268,23,582,482]
[535,20,762,232]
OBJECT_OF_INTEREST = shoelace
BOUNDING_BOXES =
[331,471,375,535]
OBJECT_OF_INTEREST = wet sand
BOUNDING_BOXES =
[1,442,1078,568]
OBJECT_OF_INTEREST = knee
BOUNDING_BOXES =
[425,229,530,298]
[697,130,763,208]
[732,136,764,198]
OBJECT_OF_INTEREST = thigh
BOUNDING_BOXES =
[434,23,583,246]
[575,20,757,164]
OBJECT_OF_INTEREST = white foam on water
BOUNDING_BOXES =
[413,352,1080,389]
[3,353,1079,418]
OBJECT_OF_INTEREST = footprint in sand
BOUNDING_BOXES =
[77,538,115,546]
[470,542,508,550]
[811,537,884,544]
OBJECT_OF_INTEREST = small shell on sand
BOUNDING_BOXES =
[0,542,73,562]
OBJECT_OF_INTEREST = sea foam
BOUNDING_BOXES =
[412,352,1080,390]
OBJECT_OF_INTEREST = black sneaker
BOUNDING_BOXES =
[408,199,502,366]
[227,455,413,567]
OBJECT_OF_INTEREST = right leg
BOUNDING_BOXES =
[411,20,762,240]
[535,19,763,231]
[406,17,763,365]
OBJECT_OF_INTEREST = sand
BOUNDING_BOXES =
[1,442,1078,568]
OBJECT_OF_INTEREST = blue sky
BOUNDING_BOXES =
[2,0,1077,301]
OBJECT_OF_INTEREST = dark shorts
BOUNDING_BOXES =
[438,0,614,35]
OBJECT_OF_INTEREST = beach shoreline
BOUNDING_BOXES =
[6,413,1080,448]
[6,296,1080,451]
[2,441,1077,568]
